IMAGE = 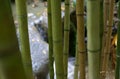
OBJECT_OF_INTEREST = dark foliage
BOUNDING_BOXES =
[10,0,15,3]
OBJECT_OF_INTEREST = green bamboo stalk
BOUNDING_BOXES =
[74,38,79,79]
[51,0,64,79]
[87,0,100,79]
[100,0,104,51]
[101,0,115,78]
[63,0,70,79]
[47,0,54,79]
[115,1,120,79]
[76,0,86,79]
[15,0,34,79]
[99,0,103,75]
[0,0,26,79]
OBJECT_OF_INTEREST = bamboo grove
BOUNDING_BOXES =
[0,0,120,79]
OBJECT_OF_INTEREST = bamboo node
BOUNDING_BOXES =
[76,13,84,16]
[64,29,70,31]
[107,25,112,27]
[17,14,27,18]
[56,72,64,76]
[104,1,110,5]
[87,49,100,53]
[52,39,63,43]
[78,50,86,53]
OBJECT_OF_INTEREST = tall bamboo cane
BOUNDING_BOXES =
[101,0,115,78]
[51,0,64,79]
[47,0,54,79]
[87,0,100,79]
[15,0,34,79]
[0,0,26,79]
[99,0,104,75]
[100,0,109,77]
[115,1,120,79]
[74,38,79,79]
[100,0,104,51]
[99,1,104,72]
[63,0,70,79]
[76,0,86,79]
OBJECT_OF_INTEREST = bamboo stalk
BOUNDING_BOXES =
[47,0,54,79]
[99,1,104,73]
[101,0,115,78]
[51,0,64,79]
[100,0,104,51]
[0,0,26,79]
[15,0,34,79]
[87,0,100,79]
[115,1,120,79]
[74,38,79,79]
[99,0,104,76]
[100,0,110,77]
[63,0,70,79]
[76,0,86,79]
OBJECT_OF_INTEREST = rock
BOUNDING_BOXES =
[16,24,49,79]
[47,57,77,79]
[33,11,48,42]
[28,26,49,79]
[31,10,78,57]
[27,12,48,43]
[32,3,38,8]
[34,22,48,43]
[28,13,34,17]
